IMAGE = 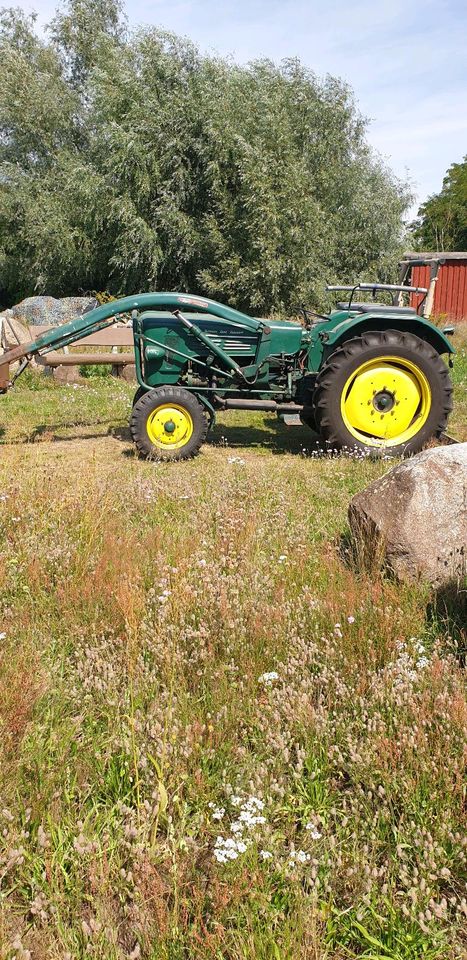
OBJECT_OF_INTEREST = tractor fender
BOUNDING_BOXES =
[324,314,455,356]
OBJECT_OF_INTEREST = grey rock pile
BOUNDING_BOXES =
[0,296,97,351]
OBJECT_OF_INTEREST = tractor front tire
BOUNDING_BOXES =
[314,330,453,457]
[130,386,208,461]
[132,386,146,407]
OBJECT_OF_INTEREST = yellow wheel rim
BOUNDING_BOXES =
[340,356,431,447]
[146,403,193,450]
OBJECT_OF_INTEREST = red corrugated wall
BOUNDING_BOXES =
[409,261,467,321]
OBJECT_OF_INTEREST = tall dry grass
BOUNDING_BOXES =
[0,373,465,960]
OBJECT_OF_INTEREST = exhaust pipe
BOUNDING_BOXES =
[214,396,303,414]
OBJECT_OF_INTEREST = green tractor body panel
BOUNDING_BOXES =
[136,311,305,391]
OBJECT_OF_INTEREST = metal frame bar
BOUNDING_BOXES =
[326,283,428,294]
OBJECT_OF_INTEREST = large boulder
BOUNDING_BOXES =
[0,315,31,351]
[348,445,467,586]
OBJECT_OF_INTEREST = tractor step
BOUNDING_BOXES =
[281,413,303,426]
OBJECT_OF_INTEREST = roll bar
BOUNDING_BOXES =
[326,281,428,314]
[326,283,428,295]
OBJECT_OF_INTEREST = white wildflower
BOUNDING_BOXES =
[258,671,279,686]
[213,835,250,864]
[238,810,266,827]
[416,656,430,669]
[289,849,310,864]
[37,824,49,849]
[244,796,264,810]
[305,823,322,840]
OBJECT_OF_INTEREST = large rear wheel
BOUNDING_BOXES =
[130,386,208,460]
[314,330,453,456]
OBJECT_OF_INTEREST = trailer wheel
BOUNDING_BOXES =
[314,330,453,456]
[130,386,208,460]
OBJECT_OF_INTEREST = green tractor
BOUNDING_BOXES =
[0,283,454,460]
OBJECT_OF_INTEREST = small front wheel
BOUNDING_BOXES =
[130,386,208,460]
[132,386,146,407]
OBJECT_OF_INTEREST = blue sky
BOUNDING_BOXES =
[19,0,467,216]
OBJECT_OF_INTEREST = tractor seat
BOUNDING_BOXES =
[336,302,418,315]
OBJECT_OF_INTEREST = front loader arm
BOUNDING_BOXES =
[0,292,266,391]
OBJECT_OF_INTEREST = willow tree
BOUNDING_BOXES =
[0,0,410,311]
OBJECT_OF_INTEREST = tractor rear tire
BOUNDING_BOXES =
[300,408,317,433]
[313,329,453,457]
[130,385,208,461]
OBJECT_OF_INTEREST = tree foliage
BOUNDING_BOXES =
[413,157,467,252]
[0,0,410,311]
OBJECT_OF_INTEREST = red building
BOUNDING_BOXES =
[400,252,467,323]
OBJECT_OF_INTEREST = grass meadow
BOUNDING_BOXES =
[0,329,465,959]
